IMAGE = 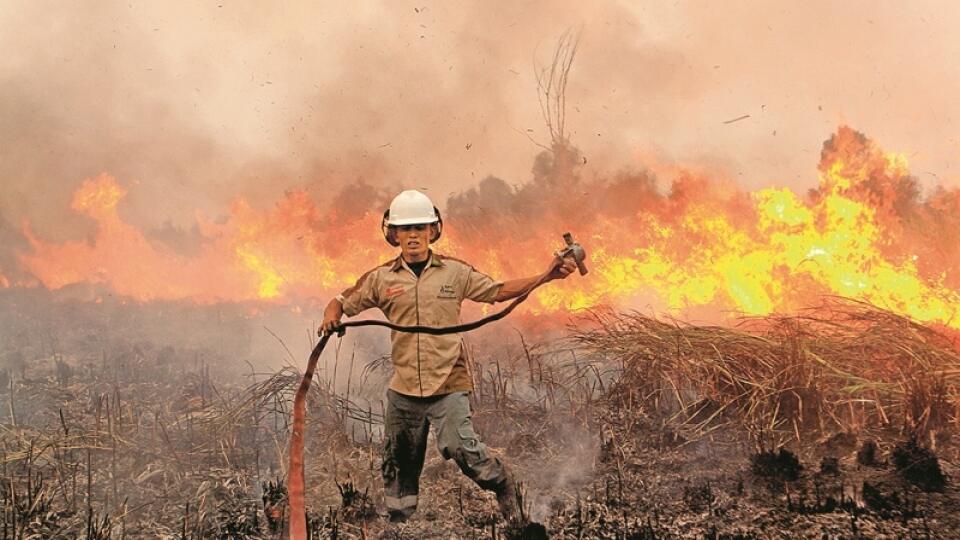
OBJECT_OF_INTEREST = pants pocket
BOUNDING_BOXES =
[455,418,485,460]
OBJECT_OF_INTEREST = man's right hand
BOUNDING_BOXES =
[320,299,344,335]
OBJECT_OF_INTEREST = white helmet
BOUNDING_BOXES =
[386,190,439,226]
[381,190,443,246]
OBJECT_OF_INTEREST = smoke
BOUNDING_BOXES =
[3,1,958,248]
[0,211,23,280]
[2,0,960,340]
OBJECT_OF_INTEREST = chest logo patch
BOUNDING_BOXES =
[385,286,407,299]
[437,284,458,299]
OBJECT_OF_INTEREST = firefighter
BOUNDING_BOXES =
[320,189,578,523]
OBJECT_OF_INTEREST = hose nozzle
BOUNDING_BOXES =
[556,232,588,276]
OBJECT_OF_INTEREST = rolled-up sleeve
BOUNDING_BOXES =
[463,267,503,304]
[337,268,380,316]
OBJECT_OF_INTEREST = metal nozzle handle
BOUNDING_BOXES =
[561,232,589,276]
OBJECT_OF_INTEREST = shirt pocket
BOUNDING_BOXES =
[430,283,462,326]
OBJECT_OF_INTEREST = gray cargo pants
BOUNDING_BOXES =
[382,389,507,520]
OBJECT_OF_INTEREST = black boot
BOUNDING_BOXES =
[494,473,522,524]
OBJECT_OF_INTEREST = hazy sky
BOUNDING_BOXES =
[1,1,958,243]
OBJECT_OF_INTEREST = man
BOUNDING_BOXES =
[320,189,578,523]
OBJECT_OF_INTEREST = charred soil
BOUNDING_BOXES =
[0,297,959,538]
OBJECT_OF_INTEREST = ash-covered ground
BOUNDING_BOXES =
[1,290,958,539]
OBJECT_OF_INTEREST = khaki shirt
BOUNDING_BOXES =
[336,251,503,397]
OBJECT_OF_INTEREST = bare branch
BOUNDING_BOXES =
[533,27,582,147]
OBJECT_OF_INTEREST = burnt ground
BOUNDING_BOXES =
[2,293,959,538]
[317,402,960,539]
[1,339,958,539]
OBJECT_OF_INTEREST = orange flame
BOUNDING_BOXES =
[13,127,960,328]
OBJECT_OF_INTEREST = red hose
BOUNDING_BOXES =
[288,333,331,540]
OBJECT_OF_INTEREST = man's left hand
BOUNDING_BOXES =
[547,256,578,281]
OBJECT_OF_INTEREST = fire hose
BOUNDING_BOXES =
[288,234,587,539]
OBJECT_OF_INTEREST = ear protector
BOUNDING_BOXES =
[381,208,443,247]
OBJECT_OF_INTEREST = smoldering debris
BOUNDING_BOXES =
[751,448,803,482]
[892,438,947,492]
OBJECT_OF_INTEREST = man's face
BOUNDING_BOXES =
[394,223,435,262]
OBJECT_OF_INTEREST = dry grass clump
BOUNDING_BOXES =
[574,298,960,446]
[0,344,308,538]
